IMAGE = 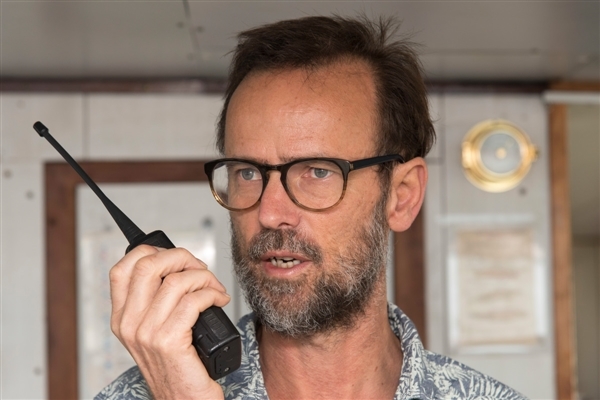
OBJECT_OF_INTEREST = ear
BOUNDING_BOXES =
[386,157,428,232]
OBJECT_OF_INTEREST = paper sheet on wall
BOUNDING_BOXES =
[449,229,540,350]
[77,228,216,399]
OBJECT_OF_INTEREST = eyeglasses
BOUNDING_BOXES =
[204,154,404,212]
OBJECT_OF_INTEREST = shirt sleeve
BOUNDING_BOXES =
[94,366,153,400]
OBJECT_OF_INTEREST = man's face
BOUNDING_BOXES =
[225,61,390,336]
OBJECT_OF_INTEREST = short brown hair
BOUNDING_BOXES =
[216,15,435,162]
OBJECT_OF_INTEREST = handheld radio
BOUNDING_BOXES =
[34,121,241,380]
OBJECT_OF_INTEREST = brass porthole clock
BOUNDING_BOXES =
[461,119,538,193]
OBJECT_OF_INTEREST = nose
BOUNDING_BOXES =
[257,171,301,230]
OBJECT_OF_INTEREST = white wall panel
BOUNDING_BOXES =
[571,242,599,400]
[424,163,446,352]
[1,162,46,399]
[1,93,84,162]
[443,94,551,216]
[87,94,223,160]
[425,93,555,399]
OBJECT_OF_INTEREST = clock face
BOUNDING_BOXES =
[462,120,537,193]
[479,131,522,175]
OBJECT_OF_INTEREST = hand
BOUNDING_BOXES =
[109,245,230,399]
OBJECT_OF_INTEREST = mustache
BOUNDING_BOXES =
[246,229,323,264]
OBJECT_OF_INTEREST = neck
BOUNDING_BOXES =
[257,285,403,400]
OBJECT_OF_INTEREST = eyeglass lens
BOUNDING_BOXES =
[211,160,346,210]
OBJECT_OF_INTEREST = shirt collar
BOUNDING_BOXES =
[388,303,429,400]
[227,303,430,400]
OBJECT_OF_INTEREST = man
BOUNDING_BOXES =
[97,16,526,399]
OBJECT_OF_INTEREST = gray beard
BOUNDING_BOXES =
[230,195,388,338]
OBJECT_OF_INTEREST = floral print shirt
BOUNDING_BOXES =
[95,304,527,400]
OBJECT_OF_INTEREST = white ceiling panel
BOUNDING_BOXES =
[2,1,196,77]
[1,1,598,81]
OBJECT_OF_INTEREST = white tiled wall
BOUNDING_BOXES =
[87,94,223,160]
[1,162,46,399]
[2,94,84,162]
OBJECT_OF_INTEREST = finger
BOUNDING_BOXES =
[153,288,232,346]
[121,248,222,328]
[135,247,211,280]
[111,246,206,338]
[140,269,228,330]
[127,247,223,302]
[132,291,231,391]
[110,245,160,320]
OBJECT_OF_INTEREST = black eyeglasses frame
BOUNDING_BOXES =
[204,154,405,212]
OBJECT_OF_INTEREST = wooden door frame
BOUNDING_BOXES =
[394,211,426,346]
[45,160,208,399]
[548,81,599,400]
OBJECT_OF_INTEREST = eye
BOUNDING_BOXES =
[311,168,331,179]
[239,168,259,181]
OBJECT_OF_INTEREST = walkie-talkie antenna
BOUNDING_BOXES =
[33,121,146,245]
